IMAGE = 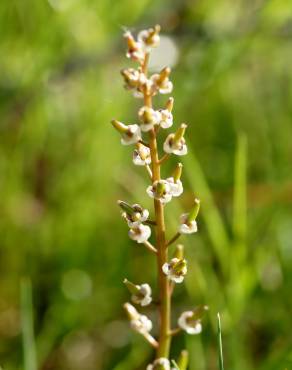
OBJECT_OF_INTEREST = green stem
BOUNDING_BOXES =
[149,129,171,358]
[143,52,171,359]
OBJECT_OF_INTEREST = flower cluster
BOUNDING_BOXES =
[111,25,207,369]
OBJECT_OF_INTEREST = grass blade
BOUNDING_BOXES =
[217,313,224,370]
[21,277,37,370]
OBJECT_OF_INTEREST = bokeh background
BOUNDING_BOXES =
[1,0,292,369]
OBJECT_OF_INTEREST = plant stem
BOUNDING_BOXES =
[143,52,171,359]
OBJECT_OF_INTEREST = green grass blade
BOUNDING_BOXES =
[217,313,224,370]
[21,278,37,370]
[171,360,180,369]
[233,133,247,242]
[183,149,230,274]
[177,350,189,370]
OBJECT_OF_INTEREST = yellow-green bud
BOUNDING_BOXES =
[187,198,200,222]
[173,123,187,144]
[111,120,128,134]
[123,278,140,295]
[177,350,189,370]
[173,163,183,183]
[174,244,184,260]
[165,97,174,112]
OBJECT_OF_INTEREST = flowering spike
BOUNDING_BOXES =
[113,25,204,364]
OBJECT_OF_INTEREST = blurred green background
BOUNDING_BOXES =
[1,0,292,369]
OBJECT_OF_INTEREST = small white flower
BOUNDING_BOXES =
[166,177,183,197]
[137,25,160,52]
[133,144,151,166]
[121,203,149,227]
[131,312,153,334]
[121,68,141,90]
[132,283,152,306]
[151,74,173,94]
[178,213,198,234]
[124,31,145,62]
[124,303,152,334]
[121,124,142,145]
[138,106,161,132]
[163,134,187,156]
[129,224,151,243]
[146,358,171,370]
[146,180,172,204]
[162,258,187,283]
[178,311,202,335]
[159,109,173,129]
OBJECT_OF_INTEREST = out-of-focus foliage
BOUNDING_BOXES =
[1,0,292,369]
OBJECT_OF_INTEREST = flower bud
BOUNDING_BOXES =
[173,163,183,183]
[173,123,187,144]
[174,244,184,260]
[165,97,174,112]
[187,198,200,222]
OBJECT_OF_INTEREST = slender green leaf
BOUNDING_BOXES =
[217,313,224,370]
[21,278,37,370]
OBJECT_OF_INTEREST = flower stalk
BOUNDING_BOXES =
[111,25,207,368]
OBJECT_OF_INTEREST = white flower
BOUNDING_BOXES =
[121,124,142,145]
[147,358,171,370]
[159,109,173,129]
[132,284,152,306]
[121,203,149,227]
[121,68,144,90]
[162,258,187,283]
[131,312,153,334]
[151,74,173,94]
[146,180,172,204]
[124,279,152,306]
[138,106,161,132]
[166,177,183,197]
[124,31,145,62]
[178,311,202,335]
[124,303,152,334]
[129,224,151,243]
[137,25,160,52]
[163,135,187,156]
[133,144,151,166]
[178,213,198,234]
